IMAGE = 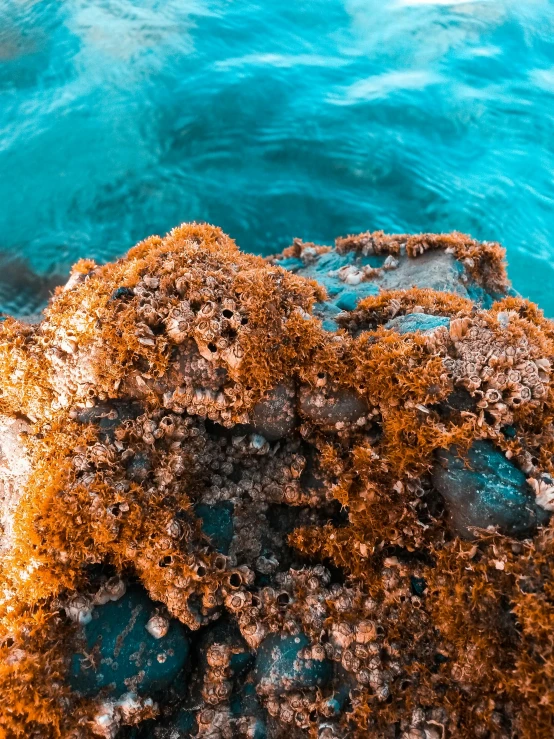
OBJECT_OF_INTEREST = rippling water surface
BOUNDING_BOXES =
[1,0,554,315]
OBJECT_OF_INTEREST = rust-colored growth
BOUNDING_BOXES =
[335,229,402,256]
[347,287,474,331]
[279,238,332,261]
[0,224,553,738]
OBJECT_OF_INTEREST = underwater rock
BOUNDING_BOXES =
[2,224,554,739]
[70,585,190,698]
[433,441,548,539]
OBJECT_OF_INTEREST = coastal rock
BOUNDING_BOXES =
[275,232,511,327]
[1,224,553,739]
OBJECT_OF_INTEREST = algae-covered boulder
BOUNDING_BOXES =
[2,225,554,739]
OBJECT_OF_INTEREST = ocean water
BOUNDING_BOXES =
[1,0,554,316]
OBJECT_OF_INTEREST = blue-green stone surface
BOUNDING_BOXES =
[254,632,332,695]
[69,585,190,697]
[433,440,549,539]
[194,502,235,555]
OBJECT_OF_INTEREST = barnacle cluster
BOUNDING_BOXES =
[1,224,554,738]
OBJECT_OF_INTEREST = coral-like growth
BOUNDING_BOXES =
[0,224,553,738]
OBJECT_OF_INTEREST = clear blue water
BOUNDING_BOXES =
[1,0,554,316]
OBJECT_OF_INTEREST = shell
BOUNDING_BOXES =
[145,615,169,639]
[330,621,354,649]
[65,595,94,625]
[166,305,193,343]
[240,620,267,649]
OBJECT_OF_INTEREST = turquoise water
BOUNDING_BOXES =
[1,0,554,316]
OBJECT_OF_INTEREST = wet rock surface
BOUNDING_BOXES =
[2,225,554,739]
[433,441,548,539]
[70,586,190,697]
[254,632,333,696]
[385,312,451,335]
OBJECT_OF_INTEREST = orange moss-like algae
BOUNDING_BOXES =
[0,224,553,737]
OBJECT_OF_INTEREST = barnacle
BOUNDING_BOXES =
[0,224,554,738]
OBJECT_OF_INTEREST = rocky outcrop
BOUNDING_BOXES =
[0,225,553,739]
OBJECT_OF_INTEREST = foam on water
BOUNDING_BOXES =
[1,0,553,315]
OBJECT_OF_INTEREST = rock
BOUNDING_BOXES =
[379,248,468,297]
[194,502,235,555]
[251,382,297,441]
[70,586,190,698]
[280,238,503,323]
[298,386,367,427]
[254,633,332,696]
[4,224,553,738]
[432,441,549,538]
[384,313,450,335]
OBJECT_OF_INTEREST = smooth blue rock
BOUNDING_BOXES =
[69,586,190,697]
[433,440,549,539]
[254,632,332,695]
[385,312,450,335]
